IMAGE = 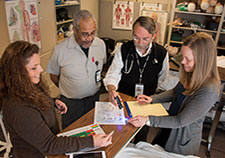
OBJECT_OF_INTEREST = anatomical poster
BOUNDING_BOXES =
[5,0,41,47]
[112,1,134,30]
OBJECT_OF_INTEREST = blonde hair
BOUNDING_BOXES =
[179,32,220,95]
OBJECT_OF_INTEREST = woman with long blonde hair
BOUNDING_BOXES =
[127,32,220,155]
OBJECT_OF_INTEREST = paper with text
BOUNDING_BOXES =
[94,102,126,125]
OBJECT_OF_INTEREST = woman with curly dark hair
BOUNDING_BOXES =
[0,41,112,158]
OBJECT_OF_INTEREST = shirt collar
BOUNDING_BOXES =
[135,42,153,57]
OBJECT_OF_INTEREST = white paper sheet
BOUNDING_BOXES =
[94,102,126,125]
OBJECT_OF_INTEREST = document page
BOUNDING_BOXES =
[94,102,126,125]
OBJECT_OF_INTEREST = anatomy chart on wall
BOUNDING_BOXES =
[112,1,134,30]
[5,0,41,47]
[139,3,168,45]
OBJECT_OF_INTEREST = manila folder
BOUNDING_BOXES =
[126,101,168,117]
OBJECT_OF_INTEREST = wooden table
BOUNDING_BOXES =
[51,93,140,158]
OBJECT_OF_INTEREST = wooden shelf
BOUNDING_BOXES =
[55,1,80,43]
[172,26,218,33]
[175,10,222,17]
[217,46,225,50]
[167,0,225,49]
[56,19,73,25]
[55,2,79,8]
[170,40,183,44]
[57,38,66,44]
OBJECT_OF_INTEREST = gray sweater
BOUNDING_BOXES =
[149,82,218,155]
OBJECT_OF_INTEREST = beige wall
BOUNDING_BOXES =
[80,0,99,29]
[98,0,172,41]
[38,0,59,97]
[0,1,10,56]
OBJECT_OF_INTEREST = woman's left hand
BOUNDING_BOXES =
[127,116,148,127]
[55,99,67,114]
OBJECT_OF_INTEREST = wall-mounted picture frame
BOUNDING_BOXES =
[140,10,168,46]
[112,1,134,30]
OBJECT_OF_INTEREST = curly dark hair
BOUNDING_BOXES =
[0,41,53,110]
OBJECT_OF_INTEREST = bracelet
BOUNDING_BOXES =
[146,117,150,125]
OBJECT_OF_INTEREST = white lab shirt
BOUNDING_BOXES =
[103,42,170,91]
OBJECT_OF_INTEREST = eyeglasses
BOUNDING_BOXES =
[133,36,151,43]
[79,30,96,39]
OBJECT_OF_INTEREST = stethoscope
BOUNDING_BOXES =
[123,42,158,74]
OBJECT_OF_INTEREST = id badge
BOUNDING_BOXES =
[95,70,101,83]
[135,83,144,97]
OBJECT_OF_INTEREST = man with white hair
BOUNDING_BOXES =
[47,10,106,129]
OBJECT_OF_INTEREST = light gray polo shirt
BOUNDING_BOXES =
[47,35,106,99]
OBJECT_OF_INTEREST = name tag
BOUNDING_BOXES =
[135,83,144,97]
[95,70,101,83]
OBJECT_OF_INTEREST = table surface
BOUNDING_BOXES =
[54,93,140,158]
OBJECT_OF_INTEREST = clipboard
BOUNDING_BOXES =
[125,101,168,118]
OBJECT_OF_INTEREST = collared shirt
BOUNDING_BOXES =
[47,35,106,99]
[103,42,169,91]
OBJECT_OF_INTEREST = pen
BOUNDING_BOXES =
[109,130,114,136]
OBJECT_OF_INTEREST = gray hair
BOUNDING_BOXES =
[73,10,96,30]
[132,16,156,35]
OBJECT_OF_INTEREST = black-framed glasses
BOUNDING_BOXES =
[133,36,151,43]
[79,30,96,39]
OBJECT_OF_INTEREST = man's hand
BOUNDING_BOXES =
[108,90,122,106]
[107,85,122,106]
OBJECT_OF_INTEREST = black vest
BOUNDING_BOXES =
[118,40,167,96]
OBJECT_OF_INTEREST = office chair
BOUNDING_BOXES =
[0,113,12,158]
[206,82,225,157]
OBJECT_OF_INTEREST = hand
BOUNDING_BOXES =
[128,116,148,127]
[109,90,122,106]
[137,95,152,104]
[93,134,112,147]
[55,99,67,114]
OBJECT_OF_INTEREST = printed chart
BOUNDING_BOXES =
[57,124,105,137]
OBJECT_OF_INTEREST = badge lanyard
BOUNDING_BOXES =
[135,53,150,84]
